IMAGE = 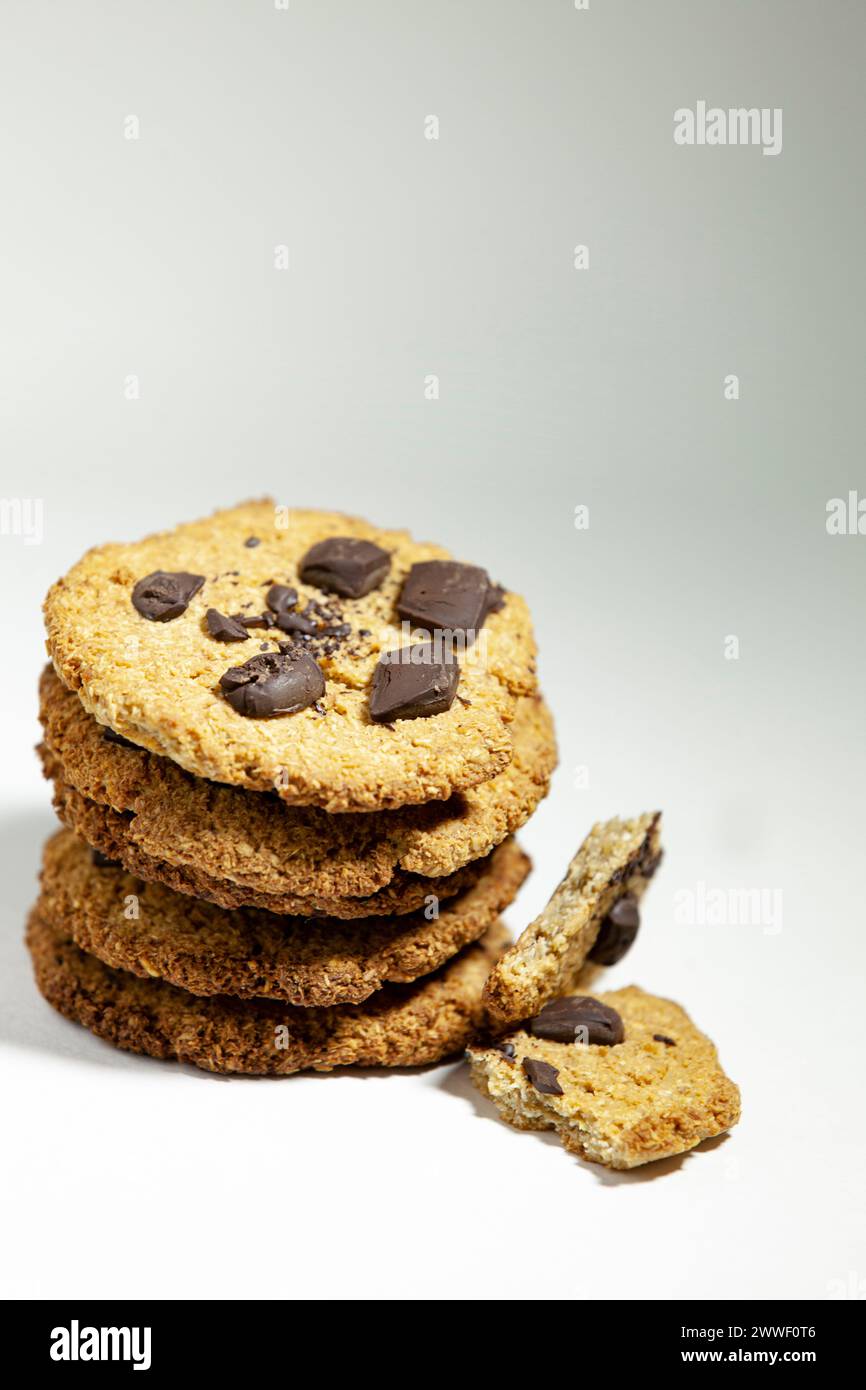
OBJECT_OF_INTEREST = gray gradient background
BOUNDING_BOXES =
[1,1,864,1300]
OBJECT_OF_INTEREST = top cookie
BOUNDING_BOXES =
[43,501,538,812]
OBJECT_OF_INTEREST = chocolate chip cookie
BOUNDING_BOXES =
[39,667,555,913]
[468,987,741,1168]
[43,501,538,812]
[27,909,509,1074]
[37,827,529,1006]
[46,773,499,917]
[482,812,662,1028]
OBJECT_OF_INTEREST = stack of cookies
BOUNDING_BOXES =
[29,501,556,1074]
[26,499,740,1170]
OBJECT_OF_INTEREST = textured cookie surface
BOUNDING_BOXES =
[27,908,508,1075]
[483,813,662,1028]
[43,502,538,811]
[46,772,490,918]
[468,986,741,1169]
[39,666,556,906]
[38,828,529,1006]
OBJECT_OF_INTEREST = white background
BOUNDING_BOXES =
[2,1,865,1300]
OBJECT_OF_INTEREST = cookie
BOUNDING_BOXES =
[43,501,538,812]
[482,812,662,1029]
[38,666,556,909]
[26,909,509,1074]
[468,986,741,1168]
[37,828,530,1006]
[46,772,495,918]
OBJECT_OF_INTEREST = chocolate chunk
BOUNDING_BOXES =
[369,645,459,721]
[219,651,325,719]
[275,611,317,636]
[588,894,640,966]
[484,582,506,616]
[653,1034,676,1046]
[299,537,390,599]
[398,560,491,638]
[522,1058,563,1096]
[640,849,664,879]
[303,598,338,622]
[529,996,624,1047]
[318,622,351,639]
[266,585,298,614]
[131,571,204,622]
[231,612,274,630]
[91,849,120,869]
[494,1041,516,1059]
[206,608,250,643]
[103,727,137,749]
[244,536,260,548]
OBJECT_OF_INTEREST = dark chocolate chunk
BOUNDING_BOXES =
[230,612,274,630]
[299,537,391,599]
[588,894,640,966]
[397,560,491,638]
[494,1041,516,1059]
[244,536,260,548]
[103,727,137,749]
[275,611,317,636]
[529,996,624,1047]
[522,1058,563,1096]
[131,571,204,622]
[206,608,251,643]
[318,622,351,639]
[484,582,506,616]
[219,651,325,719]
[266,584,298,614]
[91,849,121,870]
[369,644,459,721]
[653,1034,676,1046]
[640,849,664,879]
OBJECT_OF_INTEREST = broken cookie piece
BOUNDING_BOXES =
[482,811,662,1029]
[468,986,740,1169]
